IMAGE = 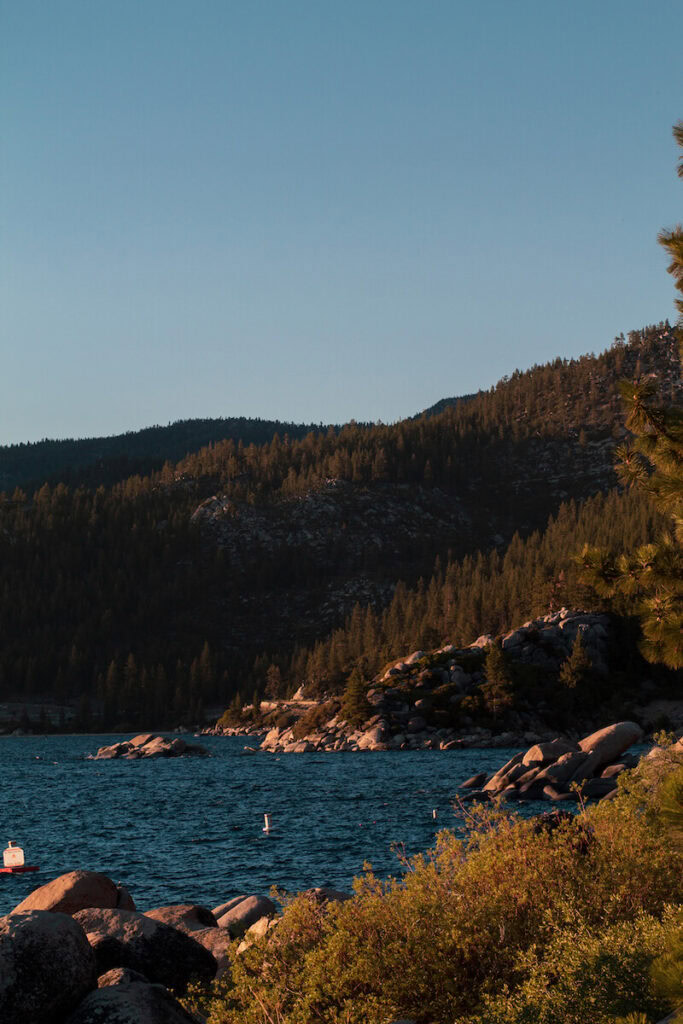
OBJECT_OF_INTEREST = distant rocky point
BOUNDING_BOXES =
[90,734,209,761]
[248,608,618,753]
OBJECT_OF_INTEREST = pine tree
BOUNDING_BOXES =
[558,630,592,690]
[480,640,514,718]
[579,122,683,670]
[341,665,370,728]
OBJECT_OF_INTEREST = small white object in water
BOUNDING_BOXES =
[263,813,271,832]
[3,841,25,868]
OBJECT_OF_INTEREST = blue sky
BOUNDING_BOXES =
[2,1,682,444]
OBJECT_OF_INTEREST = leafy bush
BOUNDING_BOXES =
[189,773,682,1024]
[474,909,674,1024]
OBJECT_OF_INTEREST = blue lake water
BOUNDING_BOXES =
[0,734,548,915]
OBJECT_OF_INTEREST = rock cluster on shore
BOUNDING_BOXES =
[0,868,286,1023]
[91,733,209,760]
[458,721,654,804]
[256,608,613,753]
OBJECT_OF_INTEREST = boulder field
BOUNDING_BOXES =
[0,869,284,1024]
[458,721,675,804]
[91,733,209,760]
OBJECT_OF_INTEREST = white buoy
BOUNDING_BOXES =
[263,813,271,833]
[3,841,25,868]
[432,809,437,820]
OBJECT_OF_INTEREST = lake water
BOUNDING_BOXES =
[0,734,548,915]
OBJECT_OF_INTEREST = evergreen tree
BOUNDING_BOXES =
[579,122,683,670]
[558,630,592,690]
[341,665,370,728]
[480,640,514,718]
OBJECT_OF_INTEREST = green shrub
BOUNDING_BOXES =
[474,909,674,1024]
[193,774,682,1024]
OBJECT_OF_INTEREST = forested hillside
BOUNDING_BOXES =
[0,415,328,493]
[0,322,679,730]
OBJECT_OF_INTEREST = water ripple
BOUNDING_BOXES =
[0,734,544,914]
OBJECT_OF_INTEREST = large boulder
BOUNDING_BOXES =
[460,772,488,790]
[216,894,276,937]
[483,752,525,792]
[193,926,234,979]
[522,739,577,766]
[212,895,248,919]
[12,869,135,915]
[0,910,96,1024]
[581,777,618,800]
[144,903,218,933]
[535,751,591,787]
[64,978,198,1024]
[356,726,388,750]
[73,907,217,994]
[578,722,643,767]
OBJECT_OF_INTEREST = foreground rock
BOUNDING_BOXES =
[64,977,198,1024]
[193,925,234,978]
[73,907,217,993]
[91,733,209,760]
[460,721,643,804]
[13,869,135,915]
[0,910,96,1024]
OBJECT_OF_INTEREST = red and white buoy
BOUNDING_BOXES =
[1,841,39,874]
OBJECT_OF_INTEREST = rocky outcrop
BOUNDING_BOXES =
[0,911,97,1024]
[257,608,613,752]
[12,869,135,916]
[72,907,217,994]
[2,878,291,1021]
[460,721,643,804]
[91,733,209,760]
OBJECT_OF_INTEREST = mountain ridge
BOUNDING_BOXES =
[0,320,679,731]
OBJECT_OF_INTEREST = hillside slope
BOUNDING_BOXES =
[0,322,679,729]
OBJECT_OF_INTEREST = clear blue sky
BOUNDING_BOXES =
[2,0,682,444]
